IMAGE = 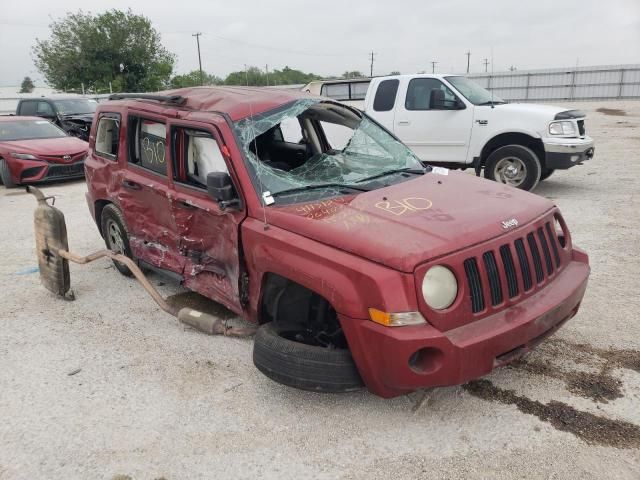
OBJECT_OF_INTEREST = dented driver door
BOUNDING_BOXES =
[168,117,246,314]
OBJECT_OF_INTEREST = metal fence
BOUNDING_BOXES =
[467,64,640,102]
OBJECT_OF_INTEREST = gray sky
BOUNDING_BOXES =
[1,0,639,86]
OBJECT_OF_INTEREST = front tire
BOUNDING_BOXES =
[484,145,541,191]
[253,322,363,393]
[100,204,134,277]
[0,159,17,188]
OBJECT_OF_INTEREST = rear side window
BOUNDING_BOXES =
[95,114,120,160]
[19,101,37,116]
[36,102,54,115]
[128,117,167,175]
[373,79,399,111]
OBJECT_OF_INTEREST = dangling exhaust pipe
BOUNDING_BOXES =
[26,186,255,337]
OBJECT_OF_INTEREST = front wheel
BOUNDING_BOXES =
[0,159,17,188]
[253,322,363,393]
[484,145,541,191]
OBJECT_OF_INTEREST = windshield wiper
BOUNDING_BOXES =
[354,167,427,184]
[271,183,370,199]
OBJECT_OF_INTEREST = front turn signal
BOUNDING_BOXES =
[368,308,427,327]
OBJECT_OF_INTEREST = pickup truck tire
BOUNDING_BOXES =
[540,168,555,181]
[100,204,134,277]
[0,159,17,188]
[484,145,541,191]
[253,322,363,393]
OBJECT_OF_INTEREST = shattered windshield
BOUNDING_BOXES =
[234,99,425,204]
[53,99,98,115]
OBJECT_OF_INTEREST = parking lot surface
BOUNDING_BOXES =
[1,100,639,479]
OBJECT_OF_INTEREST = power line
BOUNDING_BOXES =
[192,33,203,85]
[369,51,377,77]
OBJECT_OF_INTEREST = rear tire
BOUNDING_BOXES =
[484,145,541,191]
[253,322,363,393]
[540,168,555,181]
[0,159,17,188]
[100,204,134,277]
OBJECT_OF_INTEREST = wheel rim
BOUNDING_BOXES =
[493,156,527,187]
[106,219,125,254]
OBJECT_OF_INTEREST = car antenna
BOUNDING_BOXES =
[244,64,270,230]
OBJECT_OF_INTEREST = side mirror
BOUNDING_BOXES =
[206,172,239,208]
[430,89,445,109]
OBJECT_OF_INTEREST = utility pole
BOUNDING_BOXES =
[192,32,203,86]
[430,61,438,74]
[465,50,471,73]
[369,51,376,77]
[265,64,269,86]
[482,58,490,73]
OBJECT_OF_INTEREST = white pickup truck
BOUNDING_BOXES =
[306,75,595,191]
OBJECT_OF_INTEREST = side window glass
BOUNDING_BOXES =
[129,117,167,175]
[279,117,303,143]
[20,101,37,116]
[321,83,350,100]
[406,78,459,110]
[373,79,399,111]
[36,102,54,116]
[95,115,120,160]
[351,82,370,100]
[174,128,228,188]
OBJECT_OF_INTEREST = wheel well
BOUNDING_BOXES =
[259,273,347,348]
[94,199,112,235]
[481,133,545,168]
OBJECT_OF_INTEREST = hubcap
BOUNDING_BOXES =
[106,220,125,254]
[494,157,527,187]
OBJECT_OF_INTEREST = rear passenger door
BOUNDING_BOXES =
[168,117,246,313]
[119,114,185,274]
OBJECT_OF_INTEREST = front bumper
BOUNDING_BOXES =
[6,158,85,185]
[340,251,589,398]
[543,136,595,169]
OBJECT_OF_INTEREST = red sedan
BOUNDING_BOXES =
[0,116,88,188]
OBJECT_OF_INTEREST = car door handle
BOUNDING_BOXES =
[122,180,141,190]
[397,121,411,126]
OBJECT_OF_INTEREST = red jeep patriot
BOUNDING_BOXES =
[84,88,589,398]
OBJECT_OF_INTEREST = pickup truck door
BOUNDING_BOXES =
[167,116,246,314]
[394,78,473,163]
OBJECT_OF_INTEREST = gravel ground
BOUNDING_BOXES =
[1,100,639,479]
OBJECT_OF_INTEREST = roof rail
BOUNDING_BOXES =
[108,93,187,105]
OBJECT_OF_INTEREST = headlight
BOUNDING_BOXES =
[549,121,576,136]
[10,152,38,160]
[422,265,457,310]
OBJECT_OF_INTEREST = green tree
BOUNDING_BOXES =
[342,71,365,79]
[223,66,321,86]
[170,70,223,88]
[19,76,35,93]
[33,9,174,93]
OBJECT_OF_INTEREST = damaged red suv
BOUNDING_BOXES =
[84,88,589,398]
